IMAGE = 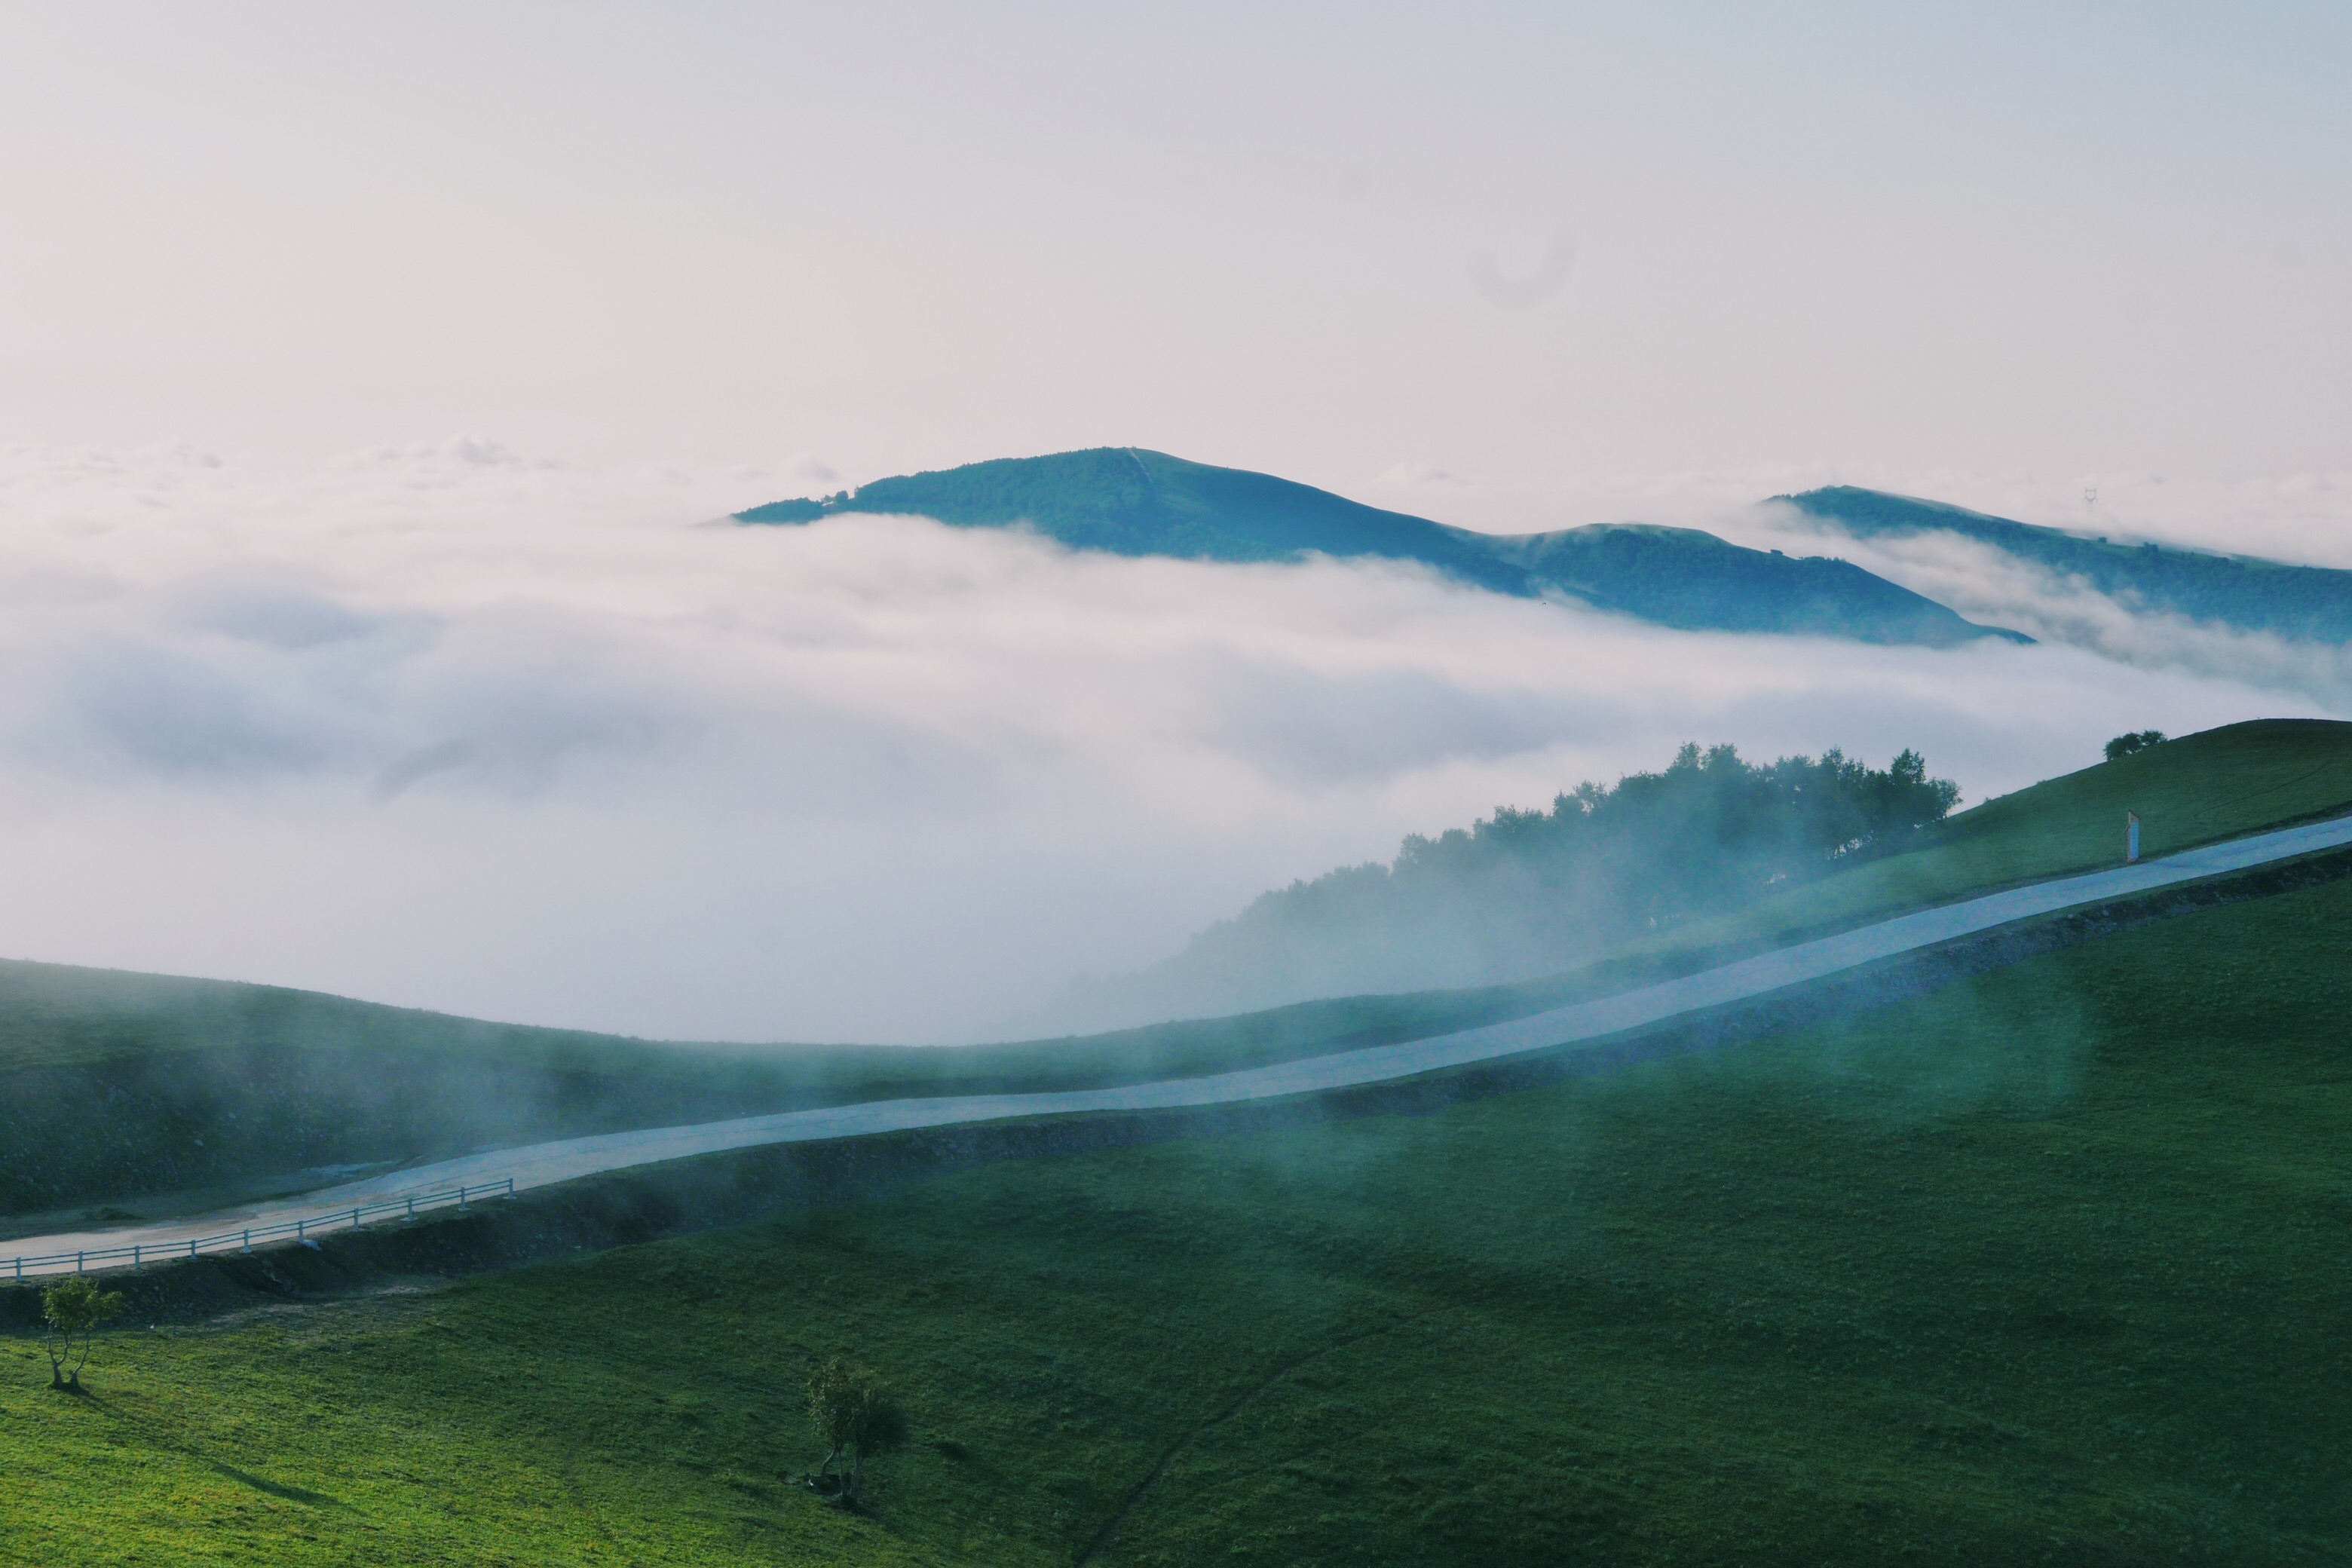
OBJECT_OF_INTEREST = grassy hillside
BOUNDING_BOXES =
[0,956,1643,1221]
[9,718,2350,1221]
[8,872,2350,1564]
[1653,716,2352,958]
[1781,485,2352,642]
[737,449,2021,646]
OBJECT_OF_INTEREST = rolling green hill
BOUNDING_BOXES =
[1781,485,2352,642]
[739,450,2026,647]
[8,720,2350,1223]
[8,870,2351,1563]
[1083,717,2352,1021]
[0,967,1588,1223]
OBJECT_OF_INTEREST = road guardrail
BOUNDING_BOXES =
[3,1178,517,1282]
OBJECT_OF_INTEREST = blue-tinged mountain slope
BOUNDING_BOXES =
[1781,486,2352,644]
[1480,522,2027,642]
[739,449,2028,648]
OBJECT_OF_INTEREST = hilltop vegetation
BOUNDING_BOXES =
[1081,743,1965,1020]
[1782,485,2352,642]
[739,449,2024,647]
[8,871,2352,1563]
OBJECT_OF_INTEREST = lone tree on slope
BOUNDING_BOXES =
[2105,730,2167,761]
[41,1276,126,1392]
[807,1355,909,1508]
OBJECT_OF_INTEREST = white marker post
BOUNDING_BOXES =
[2127,811,2141,864]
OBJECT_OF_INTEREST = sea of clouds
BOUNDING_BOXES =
[0,440,2338,1044]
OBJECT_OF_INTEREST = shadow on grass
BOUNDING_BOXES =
[60,1377,352,1510]
[209,1461,345,1508]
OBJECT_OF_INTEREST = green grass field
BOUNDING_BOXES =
[8,868,2350,1565]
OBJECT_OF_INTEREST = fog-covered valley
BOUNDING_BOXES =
[0,441,2336,1043]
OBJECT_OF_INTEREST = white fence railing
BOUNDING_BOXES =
[4,1178,516,1282]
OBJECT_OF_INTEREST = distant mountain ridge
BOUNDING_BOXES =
[738,449,2029,648]
[1779,487,2352,644]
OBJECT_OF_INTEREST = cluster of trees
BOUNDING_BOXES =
[1124,743,1966,1012]
[1378,743,1962,928]
[1243,740,1956,939]
[2105,729,2168,761]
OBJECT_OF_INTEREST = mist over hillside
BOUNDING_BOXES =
[1049,741,1964,1028]
[1759,488,2352,705]
[1781,487,2352,644]
[12,6,2352,1559]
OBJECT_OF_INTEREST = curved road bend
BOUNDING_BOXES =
[11,810,2352,1276]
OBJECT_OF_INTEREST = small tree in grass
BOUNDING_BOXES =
[2105,730,2167,761]
[41,1276,126,1392]
[807,1355,908,1507]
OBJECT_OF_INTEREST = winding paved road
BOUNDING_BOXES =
[11,812,2352,1277]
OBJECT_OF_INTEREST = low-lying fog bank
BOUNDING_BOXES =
[0,443,2334,1043]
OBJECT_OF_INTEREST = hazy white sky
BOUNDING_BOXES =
[3,4,2347,522]
[0,6,2346,1041]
